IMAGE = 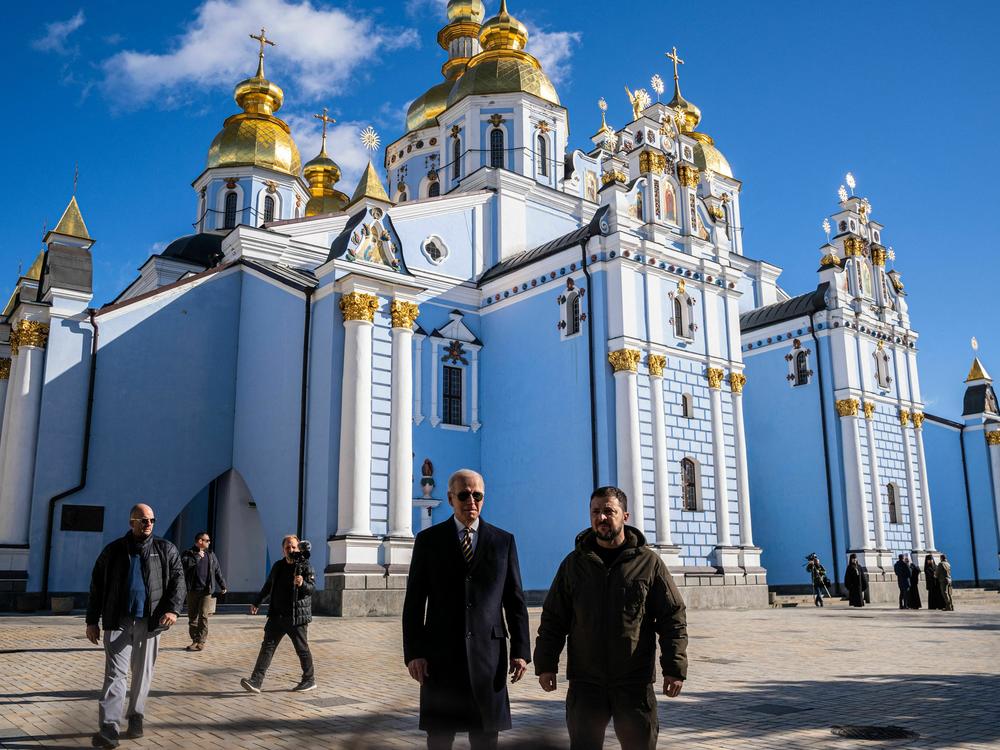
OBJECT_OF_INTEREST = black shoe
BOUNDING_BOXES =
[241,677,262,694]
[91,724,119,749]
[124,715,143,739]
[292,678,316,692]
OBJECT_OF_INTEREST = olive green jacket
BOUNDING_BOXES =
[533,526,688,684]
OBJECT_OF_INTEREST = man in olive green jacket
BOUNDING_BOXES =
[534,486,687,750]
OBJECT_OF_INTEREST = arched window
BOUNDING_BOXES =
[224,191,238,229]
[398,190,408,203]
[673,296,686,338]
[874,349,891,389]
[536,134,548,176]
[681,458,700,511]
[681,393,694,419]
[887,482,899,524]
[428,181,440,198]
[453,137,462,180]
[263,195,275,224]
[635,192,644,221]
[490,129,504,168]
[795,351,810,386]
[565,292,581,336]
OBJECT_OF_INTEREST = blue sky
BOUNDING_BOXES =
[4,0,997,418]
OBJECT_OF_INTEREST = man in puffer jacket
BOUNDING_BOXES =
[534,486,688,750]
[240,534,316,693]
[86,503,185,748]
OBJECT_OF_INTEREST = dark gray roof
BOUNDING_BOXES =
[40,244,92,297]
[162,233,224,267]
[478,205,611,286]
[963,383,999,418]
[243,259,317,292]
[740,283,829,333]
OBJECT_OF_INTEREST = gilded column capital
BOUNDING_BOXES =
[843,236,865,257]
[339,292,380,323]
[912,412,925,429]
[863,401,876,419]
[0,357,9,380]
[898,409,911,427]
[729,372,747,394]
[390,299,420,330]
[639,150,667,175]
[677,164,700,189]
[647,354,666,378]
[705,367,725,389]
[870,245,886,266]
[10,321,49,354]
[601,168,627,186]
[608,348,641,373]
[835,398,859,418]
[986,430,1000,446]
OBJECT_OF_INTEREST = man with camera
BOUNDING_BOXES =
[241,535,316,693]
[86,503,185,748]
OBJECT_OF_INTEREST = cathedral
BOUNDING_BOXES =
[0,0,996,613]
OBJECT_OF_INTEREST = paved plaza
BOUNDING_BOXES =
[0,600,998,749]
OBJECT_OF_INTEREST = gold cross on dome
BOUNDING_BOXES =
[666,46,685,81]
[314,107,335,150]
[250,27,276,59]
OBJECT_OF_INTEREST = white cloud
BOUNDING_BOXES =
[525,23,581,85]
[284,113,375,189]
[32,10,85,55]
[101,0,418,108]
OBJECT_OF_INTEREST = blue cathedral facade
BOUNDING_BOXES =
[1,1,997,613]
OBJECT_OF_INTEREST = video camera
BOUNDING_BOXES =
[289,540,311,579]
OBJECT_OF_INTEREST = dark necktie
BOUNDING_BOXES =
[461,527,474,564]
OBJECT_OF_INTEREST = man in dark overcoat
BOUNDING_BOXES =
[403,469,531,750]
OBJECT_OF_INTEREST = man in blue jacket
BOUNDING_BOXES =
[86,503,185,749]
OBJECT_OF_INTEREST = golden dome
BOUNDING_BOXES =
[689,131,732,178]
[447,0,485,23]
[479,0,527,51]
[669,86,701,134]
[406,79,454,132]
[447,1,559,107]
[206,59,301,176]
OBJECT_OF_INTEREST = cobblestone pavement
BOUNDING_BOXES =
[0,601,998,749]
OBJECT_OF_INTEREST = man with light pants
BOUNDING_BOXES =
[85,503,185,748]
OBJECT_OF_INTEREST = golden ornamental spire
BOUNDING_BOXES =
[304,106,347,216]
[966,357,992,382]
[51,195,91,240]
[665,45,701,133]
[249,27,276,79]
[314,107,335,156]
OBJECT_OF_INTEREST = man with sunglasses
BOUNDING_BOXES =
[85,503,185,749]
[180,531,228,651]
[403,469,530,750]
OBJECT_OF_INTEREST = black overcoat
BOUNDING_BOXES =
[402,518,530,733]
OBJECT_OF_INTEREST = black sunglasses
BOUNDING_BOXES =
[456,490,484,503]
[132,518,155,526]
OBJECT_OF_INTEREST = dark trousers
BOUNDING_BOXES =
[249,619,313,684]
[567,681,658,750]
[427,731,498,750]
[897,584,909,609]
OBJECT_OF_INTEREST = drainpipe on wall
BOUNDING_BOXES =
[296,287,314,539]
[581,240,599,489]
[42,309,98,605]
[958,424,980,586]
[808,311,841,593]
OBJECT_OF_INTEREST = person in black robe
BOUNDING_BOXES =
[906,556,922,609]
[924,554,945,610]
[844,553,866,607]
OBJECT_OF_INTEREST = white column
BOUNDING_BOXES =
[0,322,49,546]
[898,410,923,551]
[912,413,935,551]
[0,358,10,438]
[729,373,753,547]
[648,356,673,546]
[987,431,1000,545]
[413,335,424,425]
[609,349,645,533]
[862,401,888,550]
[0,353,23,484]
[429,339,440,427]
[836,398,873,551]
[335,293,377,537]
[387,301,417,538]
[706,368,733,547]
[470,348,481,432]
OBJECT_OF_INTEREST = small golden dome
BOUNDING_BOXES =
[447,0,485,23]
[206,61,301,176]
[406,79,454,132]
[479,0,528,51]
[669,87,701,134]
[689,132,732,178]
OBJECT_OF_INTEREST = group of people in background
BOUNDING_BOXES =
[806,551,955,610]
